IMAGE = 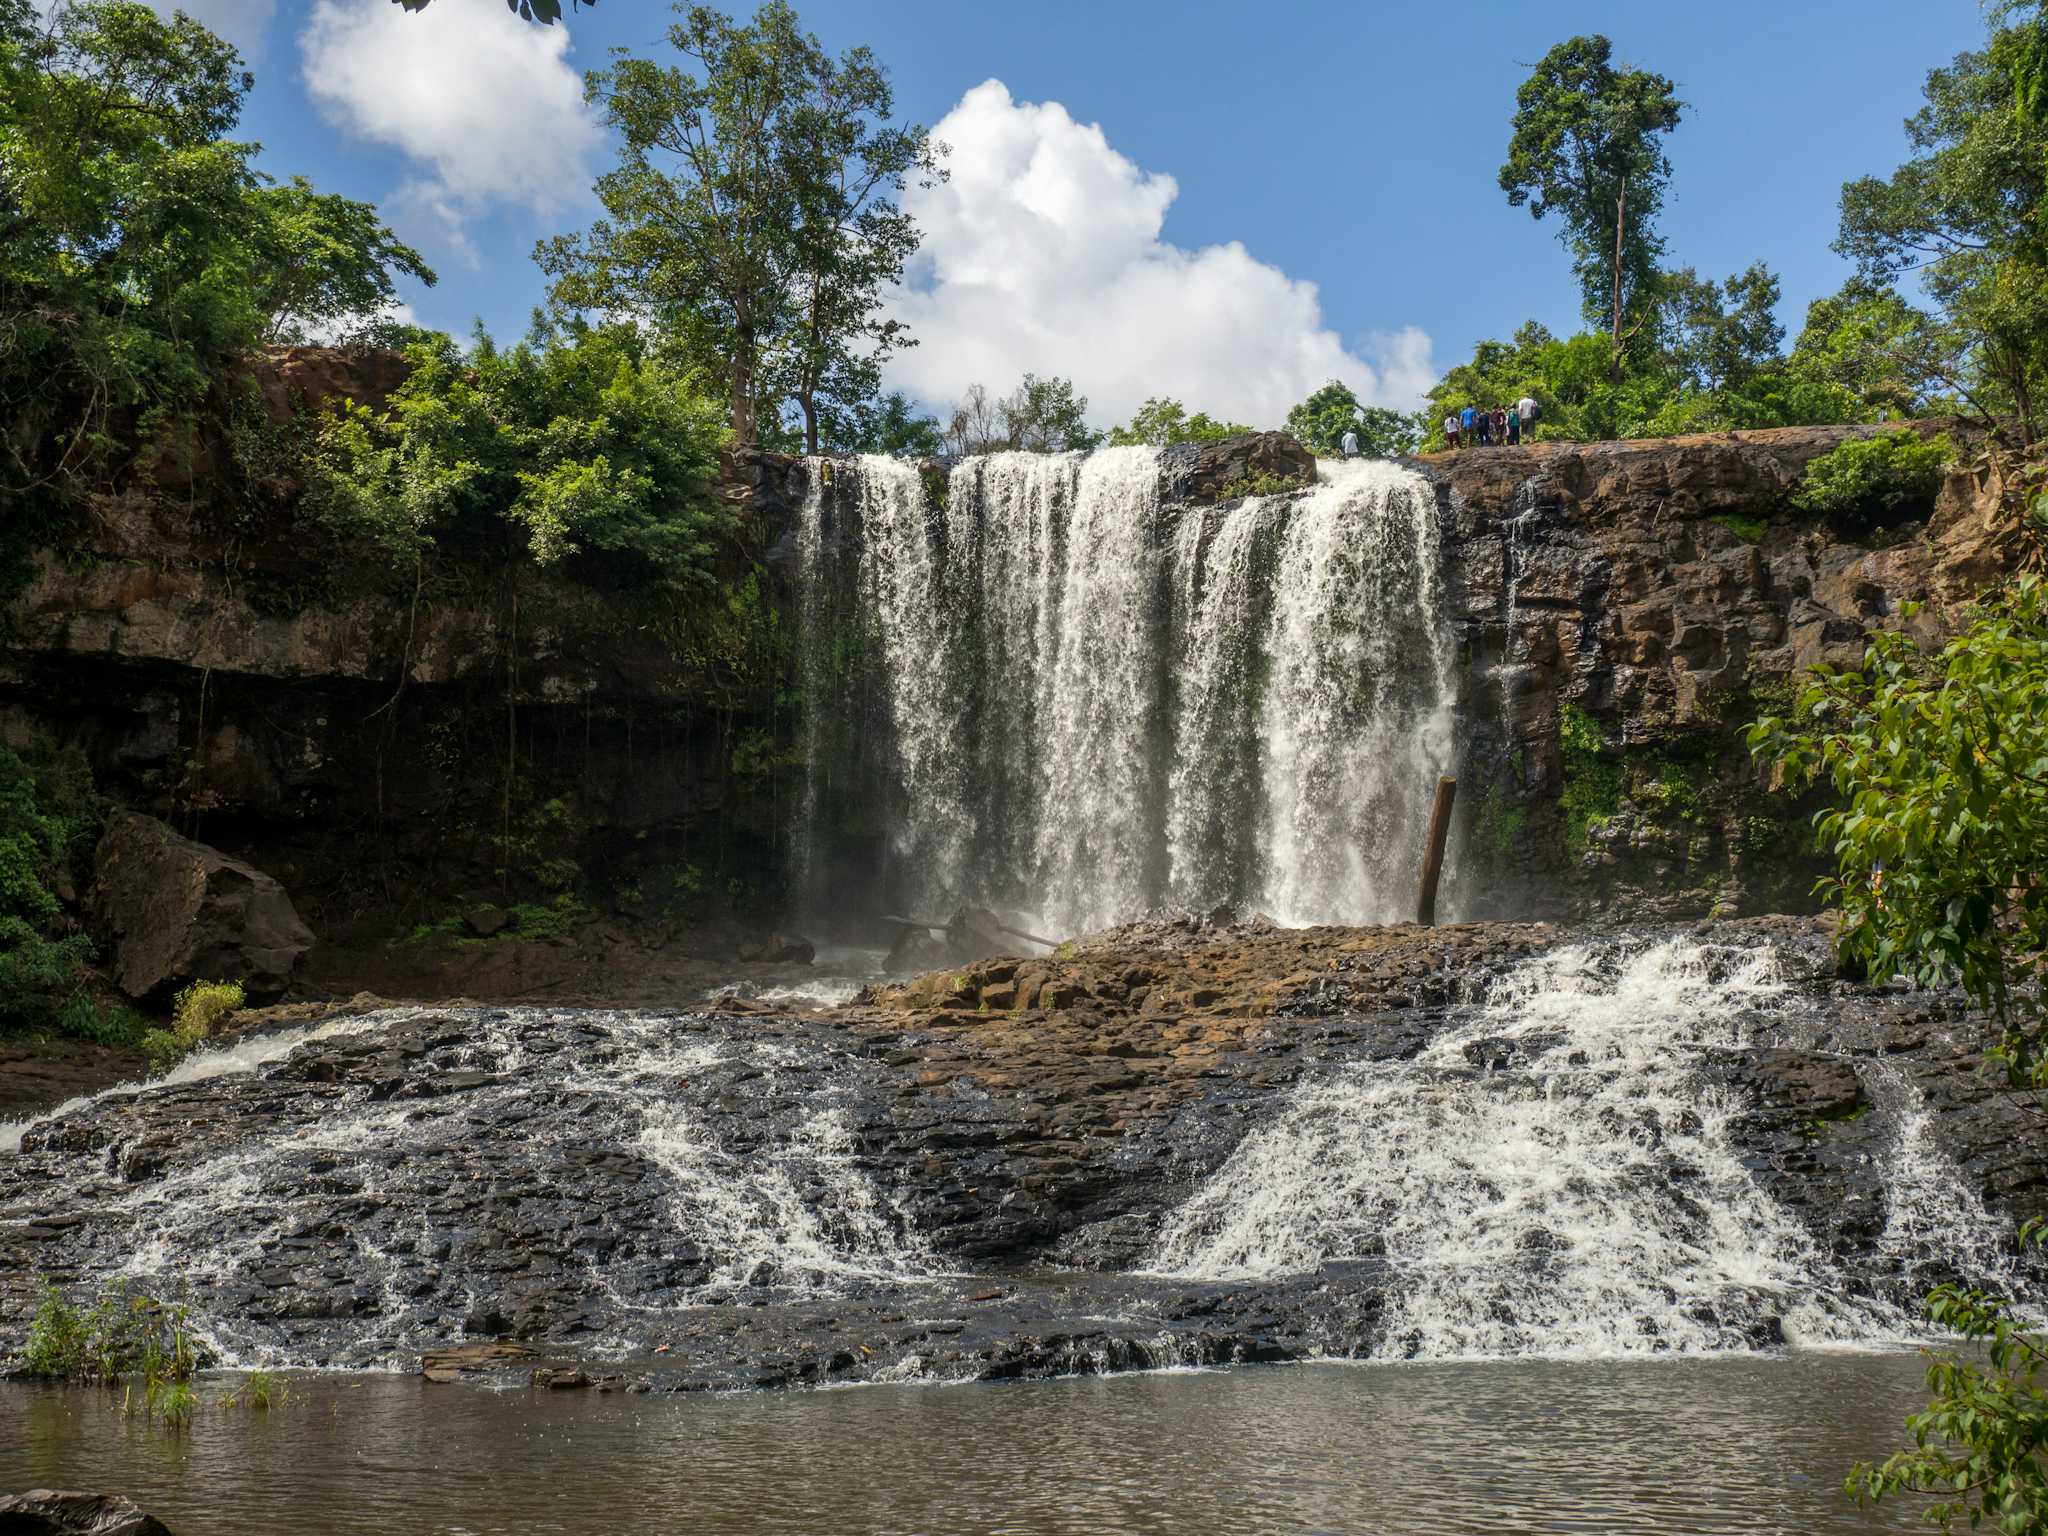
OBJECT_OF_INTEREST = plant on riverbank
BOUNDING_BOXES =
[219,1369,288,1411]
[24,1281,201,1422]
[1749,571,2048,1532]
[139,978,244,1071]
[0,742,106,1039]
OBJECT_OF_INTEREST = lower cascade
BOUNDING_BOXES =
[0,928,2028,1381]
[1150,938,2015,1358]
[794,451,1458,933]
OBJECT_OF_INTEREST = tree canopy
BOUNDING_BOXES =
[0,0,432,499]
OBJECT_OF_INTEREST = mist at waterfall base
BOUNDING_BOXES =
[791,451,1458,938]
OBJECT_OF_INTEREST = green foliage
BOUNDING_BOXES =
[0,742,101,1035]
[1212,467,1315,500]
[308,322,733,587]
[1790,430,1956,534]
[1500,35,1683,353]
[1108,397,1253,447]
[1283,381,1417,457]
[1475,787,1530,860]
[831,390,943,456]
[1749,574,2048,1532]
[0,0,432,505]
[172,979,244,1038]
[1558,701,1623,862]
[1712,513,1768,543]
[219,1369,288,1411]
[24,1279,201,1419]
[942,375,1103,455]
[538,1,934,448]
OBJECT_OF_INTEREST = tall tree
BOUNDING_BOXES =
[941,375,1101,455]
[539,3,931,448]
[1500,36,1683,377]
[1284,380,1417,457]
[1837,27,2048,443]
[1106,397,1252,446]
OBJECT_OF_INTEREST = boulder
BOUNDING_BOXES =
[0,1490,175,1535]
[89,811,314,1002]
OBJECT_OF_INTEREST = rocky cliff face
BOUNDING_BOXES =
[1,349,811,978]
[1,354,2007,992]
[1423,424,2005,919]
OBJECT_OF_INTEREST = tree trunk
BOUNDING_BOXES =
[801,393,819,456]
[730,320,757,446]
[1611,173,1628,384]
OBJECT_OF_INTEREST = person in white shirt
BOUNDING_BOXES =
[1340,429,1359,458]
[1517,396,1538,434]
[1444,413,1461,450]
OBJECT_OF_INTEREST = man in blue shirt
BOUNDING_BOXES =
[1460,404,1475,444]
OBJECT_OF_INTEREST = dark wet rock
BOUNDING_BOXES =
[0,1489,175,1535]
[1161,432,1316,504]
[89,811,314,1001]
[2,917,2045,1393]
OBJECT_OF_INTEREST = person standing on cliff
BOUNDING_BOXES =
[1505,406,1522,446]
[1491,405,1509,446]
[1517,394,1538,440]
[1341,427,1359,458]
[1444,411,1461,449]
[1460,403,1476,446]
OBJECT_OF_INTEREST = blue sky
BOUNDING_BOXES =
[201,0,1988,424]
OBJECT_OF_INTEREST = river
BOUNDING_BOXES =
[3,1352,1938,1533]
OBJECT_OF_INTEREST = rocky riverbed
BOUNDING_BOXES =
[2,917,2042,1392]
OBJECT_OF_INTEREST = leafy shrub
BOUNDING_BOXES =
[0,743,102,1034]
[1791,430,1954,534]
[141,978,244,1070]
[24,1280,201,1412]
[307,322,732,589]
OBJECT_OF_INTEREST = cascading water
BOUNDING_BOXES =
[1148,938,2017,1359]
[2,1008,932,1369]
[795,451,1457,934]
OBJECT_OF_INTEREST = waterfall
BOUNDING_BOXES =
[1148,937,2016,1359]
[796,451,1457,935]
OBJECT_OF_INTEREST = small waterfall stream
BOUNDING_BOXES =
[795,451,1457,933]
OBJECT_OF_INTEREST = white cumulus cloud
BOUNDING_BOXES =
[885,80,1434,429]
[299,0,602,264]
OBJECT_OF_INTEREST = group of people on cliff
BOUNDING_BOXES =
[1445,397,1537,448]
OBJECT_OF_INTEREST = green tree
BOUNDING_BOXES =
[833,389,942,456]
[540,3,931,449]
[1500,36,1684,375]
[1749,575,2048,1533]
[0,0,432,499]
[1658,262,1785,394]
[1284,380,1417,457]
[310,320,732,587]
[248,177,433,344]
[943,374,1101,454]
[1787,278,1942,420]
[1838,21,2048,440]
[1107,397,1253,446]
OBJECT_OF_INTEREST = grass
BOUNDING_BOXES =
[1711,513,1768,543]
[25,1280,203,1423]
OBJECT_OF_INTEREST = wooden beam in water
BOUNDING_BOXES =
[1416,775,1458,927]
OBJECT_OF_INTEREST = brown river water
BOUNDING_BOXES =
[2,1351,1943,1534]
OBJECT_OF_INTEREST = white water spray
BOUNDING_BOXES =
[797,451,1458,933]
[1150,939,2008,1358]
